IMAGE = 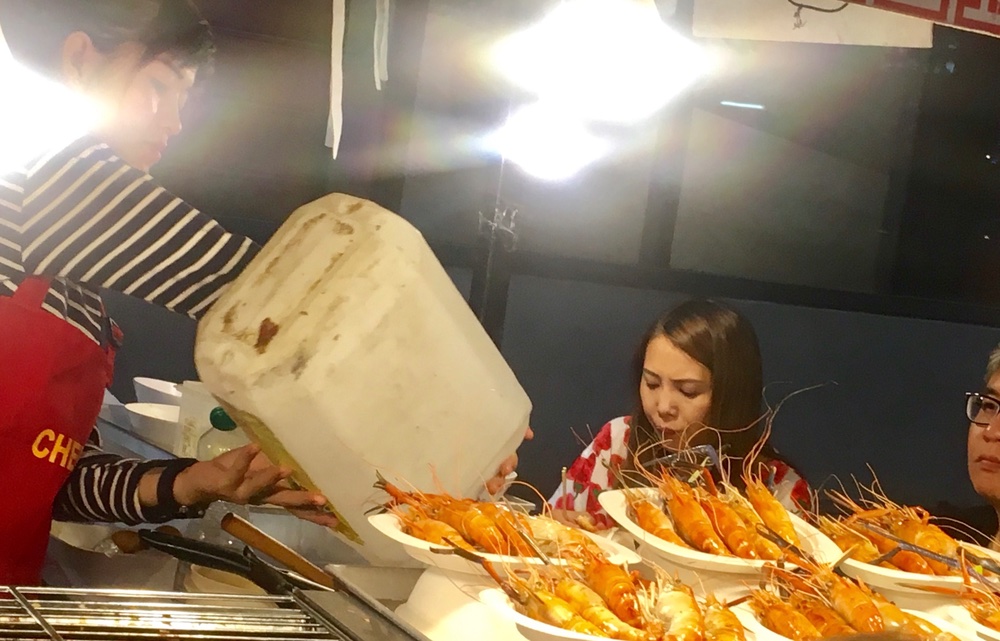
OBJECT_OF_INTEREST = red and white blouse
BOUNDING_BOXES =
[549,416,813,529]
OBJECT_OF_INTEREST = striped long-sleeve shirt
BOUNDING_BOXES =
[1,136,261,524]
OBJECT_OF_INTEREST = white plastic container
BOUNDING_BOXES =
[194,194,532,564]
[176,381,218,458]
[133,377,182,406]
[124,402,181,453]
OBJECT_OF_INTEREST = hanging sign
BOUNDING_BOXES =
[845,0,1000,37]
[693,0,933,47]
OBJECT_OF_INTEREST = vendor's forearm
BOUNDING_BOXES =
[138,466,206,508]
[137,468,161,507]
[53,429,206,524]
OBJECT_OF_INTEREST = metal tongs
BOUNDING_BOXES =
[853,520,1000,576]
[641,444,725,484]
[753,523,816,565]
[135,528,334,595]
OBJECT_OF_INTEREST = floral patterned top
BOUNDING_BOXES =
[548,416,813,529]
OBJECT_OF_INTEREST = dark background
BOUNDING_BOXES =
[8,0,1000,528]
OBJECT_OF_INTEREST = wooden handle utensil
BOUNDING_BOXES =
[221,512,337,590]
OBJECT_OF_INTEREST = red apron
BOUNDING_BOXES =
[0,277,116,585]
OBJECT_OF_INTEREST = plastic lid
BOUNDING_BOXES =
[209,407,238,432]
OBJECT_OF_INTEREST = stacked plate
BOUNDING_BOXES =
[124,377,183,453]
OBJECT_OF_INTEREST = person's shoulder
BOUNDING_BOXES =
[601,416,631,437]
[24,135,119,177]
[589,416,630,450]
[607,415,630,429]
[757,455,804,482]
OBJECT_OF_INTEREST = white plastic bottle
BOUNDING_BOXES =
[192,406,251,551]
[197,407,249,460]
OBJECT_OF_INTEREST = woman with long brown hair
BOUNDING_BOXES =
[549,299,810,528]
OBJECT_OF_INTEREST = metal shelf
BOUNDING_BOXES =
[0,587,341,640]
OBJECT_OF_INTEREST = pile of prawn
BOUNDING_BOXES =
[819,475,985,578]
[480,552,748,641]
[374,472,606,561]
[620,429,803,562]
[901,547,1000,633]
[375,472,750,641]
[960,583,1000,633]
[740,549,961,641]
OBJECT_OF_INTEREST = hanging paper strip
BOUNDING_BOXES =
[326,0,346,158]
[845,0,1000,37]
[374,0,390,91]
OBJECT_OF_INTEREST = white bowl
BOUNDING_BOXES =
[839,542,1000,600]
[395,570,521,641]
[368,512,642,577]
[598,488,842,576]
[125,402,181,452]
[133,377,182,406]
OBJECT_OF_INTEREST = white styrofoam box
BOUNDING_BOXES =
[195,194,531,564]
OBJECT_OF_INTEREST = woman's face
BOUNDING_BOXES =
[639,335,713,451]
[69,39,196,170]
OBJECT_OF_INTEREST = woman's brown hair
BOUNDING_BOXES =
[626,299,775,484]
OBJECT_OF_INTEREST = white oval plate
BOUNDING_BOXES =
[368,513,641,577]
[732,602,975,641]
[481,587,755,641]
[906,608,980,641]
[935,603,1000,641]
[598,488,841,574]
[839,543,1000,596]
[731,602,791,641]
[479,587,605,641]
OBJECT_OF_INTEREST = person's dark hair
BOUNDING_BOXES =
[0,0,214,75]
[626,299,778,483]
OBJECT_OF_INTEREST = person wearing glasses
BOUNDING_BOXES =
[548,299,811,529]
[966,344,1000,549]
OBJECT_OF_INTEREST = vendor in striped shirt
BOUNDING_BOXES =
[0,0,338,586]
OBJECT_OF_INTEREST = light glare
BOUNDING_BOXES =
[492,0,708,124]
[486,104,608,182]
[720,101,765,110]
[0,56,102,174]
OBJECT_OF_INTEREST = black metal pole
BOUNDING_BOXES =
[468,204,516,347]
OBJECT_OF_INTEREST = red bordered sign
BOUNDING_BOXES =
[845,0,1000,37]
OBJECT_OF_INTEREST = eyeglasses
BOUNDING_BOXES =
[967,392,1000,426]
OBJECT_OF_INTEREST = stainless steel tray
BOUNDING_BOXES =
[0,578,429,641]
[0,586,337,639]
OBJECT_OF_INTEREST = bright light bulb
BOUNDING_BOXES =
[492,0,708,124]
[485,103,608,181]
[0,55,103,174]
